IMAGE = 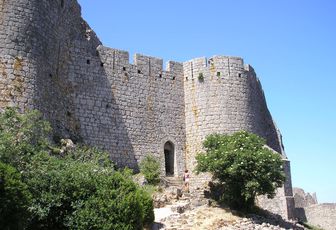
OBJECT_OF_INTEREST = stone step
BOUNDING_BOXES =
[168,180,183,184]
[190,190,205,197]
[162,177,184,187]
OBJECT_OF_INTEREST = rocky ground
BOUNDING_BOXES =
[150,187,306,230]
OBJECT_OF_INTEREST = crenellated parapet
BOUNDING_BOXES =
[97,46,183,82]
[71,44,186,171]
[183,56,247,81]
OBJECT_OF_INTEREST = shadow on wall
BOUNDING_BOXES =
[23,0,138,170]
[294,208,307,222]
[247,73,282,154]
[70,41,138,171]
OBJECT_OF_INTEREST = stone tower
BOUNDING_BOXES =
[0,0,294,219]
[183,56,284,170]
[183,56,294,218]
[0,0,101,140]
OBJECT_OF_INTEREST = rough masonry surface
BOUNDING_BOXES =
[0,0,294,219]
[293,188,336,230]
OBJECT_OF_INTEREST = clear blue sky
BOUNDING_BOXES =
[78,0,336,203]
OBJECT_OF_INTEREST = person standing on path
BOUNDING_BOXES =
[183,169,190,193]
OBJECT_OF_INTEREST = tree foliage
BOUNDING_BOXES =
[139,154,161,185]
[0,162,31,230]
[0,107,50,171]
[0,107,154,230]
[196,131,286,210]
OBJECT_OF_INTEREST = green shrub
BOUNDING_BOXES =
[198,72,204,81]
[0,108,155,229]
[137,188,155,226]
[0,161,31,230]
[0,107,51,171]
[25,152,103,229]
[26,150,154,230]
[139,155,161,185]
[141,184,158,196]
[63,144,115,168]
[196,131,285,210]
[299,222,325,230]
[65,170,152,230]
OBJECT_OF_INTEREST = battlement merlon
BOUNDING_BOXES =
[244,64,257,77]
[97,45,129,67]
[166,61,183,74]
[134,53,163,75]
[96,45,183,75]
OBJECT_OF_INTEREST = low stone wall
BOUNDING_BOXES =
[295,203,336,230]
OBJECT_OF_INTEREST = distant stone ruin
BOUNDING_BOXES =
[294,188,336,230]
[293,187,318,208]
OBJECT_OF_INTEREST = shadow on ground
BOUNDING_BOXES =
[150,222,165,230]
[204,182,303,230]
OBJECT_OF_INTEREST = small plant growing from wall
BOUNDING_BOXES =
[139,155,161,185]
[198,73,204,82]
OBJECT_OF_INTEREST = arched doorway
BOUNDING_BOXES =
[164,141,174,176]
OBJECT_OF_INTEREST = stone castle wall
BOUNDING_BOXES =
[0,0,186,174]
[0,0,294,219]
[293,187,318,208]
[293,188,336,230]
[0,0,42,110]
[257,159,295,219]
[70,45,186,173]
[295,204,336,230]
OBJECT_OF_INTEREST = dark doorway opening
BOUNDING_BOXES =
[164,141,174,176]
